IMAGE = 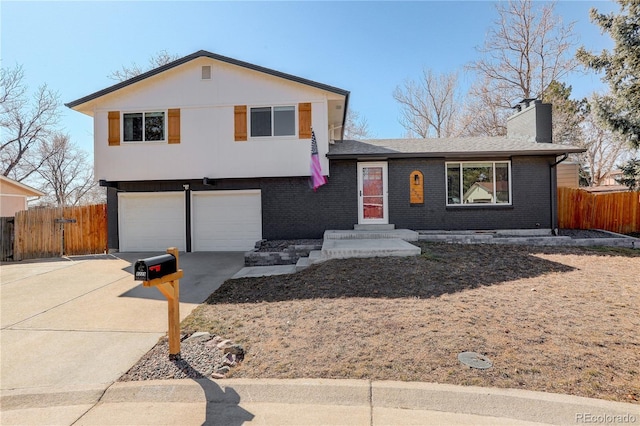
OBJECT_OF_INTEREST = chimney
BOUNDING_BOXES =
[507,99,553,143]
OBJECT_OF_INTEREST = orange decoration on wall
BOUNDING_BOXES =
[410,170,424,204]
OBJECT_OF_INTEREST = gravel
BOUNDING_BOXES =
[119,334,229,381]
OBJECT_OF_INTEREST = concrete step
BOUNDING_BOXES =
[321,238,421,260]
[295,256,312,272]
[308,250,325,264]
[353,224,396,231]
[324,229,419,242]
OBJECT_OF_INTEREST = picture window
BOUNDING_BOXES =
[446,161,511,205]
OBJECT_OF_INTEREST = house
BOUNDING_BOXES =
[0,176,45,217]
[556,162,580,188]
[66,50,585,252]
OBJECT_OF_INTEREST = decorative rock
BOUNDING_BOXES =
[215,366,231,375]
[184,332,211,343]
[211,372,225,379]
[205,339,219,348]
[222,353,237,367]
[216,339,233,349]
[223,344,245,356]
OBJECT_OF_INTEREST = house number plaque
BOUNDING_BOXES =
[410,170,424,204]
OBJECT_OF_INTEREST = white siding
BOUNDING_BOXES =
[92,58,335,182]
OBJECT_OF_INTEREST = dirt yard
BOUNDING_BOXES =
[149,243,639,403]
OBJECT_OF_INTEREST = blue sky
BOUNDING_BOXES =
[2,1,617,155]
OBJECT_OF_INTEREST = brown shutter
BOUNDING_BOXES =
[234,105,247,141]
[168,109,181,144]
[108,111,120,146]
[298,102,312,139]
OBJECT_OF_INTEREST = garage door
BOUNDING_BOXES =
[118,192,186,251]
[192,190,262,251]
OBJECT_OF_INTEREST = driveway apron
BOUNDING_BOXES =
[0,252,244,425]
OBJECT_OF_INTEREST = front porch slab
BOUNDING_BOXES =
[321,238,421,260]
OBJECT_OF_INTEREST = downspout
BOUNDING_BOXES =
[550,153,569,235]
[339,92,350,141]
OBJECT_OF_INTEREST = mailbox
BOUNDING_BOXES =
[134,254,177,281]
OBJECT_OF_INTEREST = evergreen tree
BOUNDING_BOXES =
[615,158,640,191]
[577,0,640,148]
[541,80,585,146]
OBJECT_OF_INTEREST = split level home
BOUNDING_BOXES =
[66,50,585,252]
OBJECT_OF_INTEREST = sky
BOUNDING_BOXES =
[1,1,618,156]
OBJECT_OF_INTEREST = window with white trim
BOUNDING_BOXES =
[123,111,165,142]
[446,161,511,205]
[250,106,295,137]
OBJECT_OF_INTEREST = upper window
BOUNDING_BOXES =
[123,112,165,142]
[250,106,295,137]
[446,161,511,205]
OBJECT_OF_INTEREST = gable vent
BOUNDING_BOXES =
[201,65,212,80]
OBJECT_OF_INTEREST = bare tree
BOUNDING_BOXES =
[1,65,61,182]
[108,50,180,82]
[468,0,578,111]
[393,69,462,138]
[580,98,634,186]
[343,109,372,140]
[457,79,509,137]
[31,134,99,207]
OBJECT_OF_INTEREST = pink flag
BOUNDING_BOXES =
[310,129,327,191]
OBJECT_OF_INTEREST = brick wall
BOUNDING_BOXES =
[105,156,555,249]
[387,157,554,230]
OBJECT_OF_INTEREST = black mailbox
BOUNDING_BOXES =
[134,254,177,281]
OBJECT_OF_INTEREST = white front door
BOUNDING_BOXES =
[357,162,388,224]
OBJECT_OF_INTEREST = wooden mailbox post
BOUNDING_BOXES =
[137,247,184,359]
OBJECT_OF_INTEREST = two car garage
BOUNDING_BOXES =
[118,190,262,252]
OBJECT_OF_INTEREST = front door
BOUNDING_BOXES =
[357,162,388,224]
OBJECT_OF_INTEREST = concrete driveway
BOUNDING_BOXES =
[0,252,244,425]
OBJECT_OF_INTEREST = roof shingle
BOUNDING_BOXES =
[328,138,585,159]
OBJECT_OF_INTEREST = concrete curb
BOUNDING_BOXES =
[92,379,639,424]
[372,381,639,425]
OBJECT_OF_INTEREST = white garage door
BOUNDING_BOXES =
[192,190,262,251]
[118,192,186,251]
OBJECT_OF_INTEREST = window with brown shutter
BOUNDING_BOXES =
[234,105,247,141]
[168,109,180,144]
[298,102,312,139]
[108,111,120,146]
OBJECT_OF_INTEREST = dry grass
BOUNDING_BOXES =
[181,243,640,404]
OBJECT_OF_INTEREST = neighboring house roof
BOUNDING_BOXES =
[472,181,509,193]
[582,185,630,193]
[327,138,586,159]
[65,50,350,109]
[0,175,45,197]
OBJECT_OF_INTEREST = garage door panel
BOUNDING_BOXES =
[192,191,261,251]
[118,193,186,252]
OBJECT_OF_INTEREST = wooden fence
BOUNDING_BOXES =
[13,204,108,260]
[1,217,15,261]
[557,187,640,234]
